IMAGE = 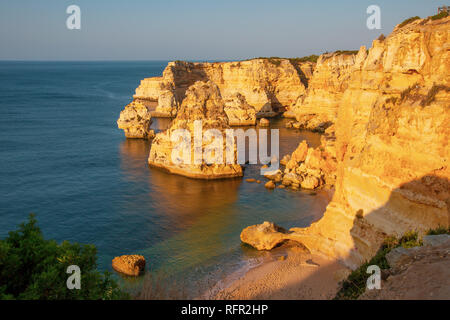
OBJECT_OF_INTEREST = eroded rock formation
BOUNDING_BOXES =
[284,51,362,131]
[243,17,450,268]
[148,81,243,179]
[133,59,310,120]
[117,101,154,139]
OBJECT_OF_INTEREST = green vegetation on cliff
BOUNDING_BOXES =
[398,16,421,28]
[334,231,422,300]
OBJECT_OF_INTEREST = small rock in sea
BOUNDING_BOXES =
[112,255,146,276]
[256,180,261,184]
[300,175,320,189]
[246,178,256,183]
[265,181,276,189]
[280,154,291,166]
[277,185,286,189]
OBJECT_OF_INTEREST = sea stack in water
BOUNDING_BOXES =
[112,255,146,276]
[117,101,154,139]
[148,80,243,179]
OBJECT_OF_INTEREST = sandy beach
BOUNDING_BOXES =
[215,244,351,300]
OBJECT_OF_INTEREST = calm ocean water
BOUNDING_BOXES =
[0,61,328,292]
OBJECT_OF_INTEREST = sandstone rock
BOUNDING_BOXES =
[240,222,289,250]
[280,154,291,166]
[264,169,283,182]
[422,234,450,247]
[154,89,178,117]
[246,178,256,183]
[272,17,450,268]
[288,51,360,128]
[148,81,243,179]
[224,93,257,126]
[112,255,146,276]
[117,102,154,139]
[134,58,309,120]
[300,175,320,189]
[277,185,286,189]
[386,247,418,270]
[264,180,276,189]
[259,118,270,127]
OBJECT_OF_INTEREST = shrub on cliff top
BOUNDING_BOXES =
[333,50,359,56]
[0,214,128,300]
[398,16,420,28]
[426,226,450,235]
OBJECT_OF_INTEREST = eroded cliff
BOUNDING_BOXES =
[148,81,243,179]
[132,59,310,121]
[244,17,450,268]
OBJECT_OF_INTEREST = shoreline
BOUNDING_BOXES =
[214,244,350,300]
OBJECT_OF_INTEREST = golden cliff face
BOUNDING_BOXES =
[285,51,362,129]
[117,101,154,139]
[241,17,450,269]
[132,59,309,120]
[295,17,450,268]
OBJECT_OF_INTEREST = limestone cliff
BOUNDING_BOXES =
[284,51,362,132]
[148,81,243,179]
[133,59,310,121]
[244,17,450,269]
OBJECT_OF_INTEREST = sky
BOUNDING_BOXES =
[0,0,445,60]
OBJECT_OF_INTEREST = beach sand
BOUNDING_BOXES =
[215,244,350,300]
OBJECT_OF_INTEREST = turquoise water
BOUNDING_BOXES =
[0,61,328,293]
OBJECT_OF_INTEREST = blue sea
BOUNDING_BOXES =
[0,61,328,294]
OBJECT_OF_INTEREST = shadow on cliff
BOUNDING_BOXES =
[172,64,209,105]
[235,174,449,300]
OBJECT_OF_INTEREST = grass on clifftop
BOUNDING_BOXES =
[398,16,421,28]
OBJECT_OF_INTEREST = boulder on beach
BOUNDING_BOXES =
[240,221,289,250]
[264,180,276,189]
[112,255,146,276]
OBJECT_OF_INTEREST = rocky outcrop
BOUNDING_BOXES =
[284,51,362,132]
[244,17,450,269]
[223,93,256,126]
[117,101,154,139]
[112,255,146,276]
[361,236,450,299]
[148,81,243,179]
[268,126,338,191]
[133,59,310,120]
